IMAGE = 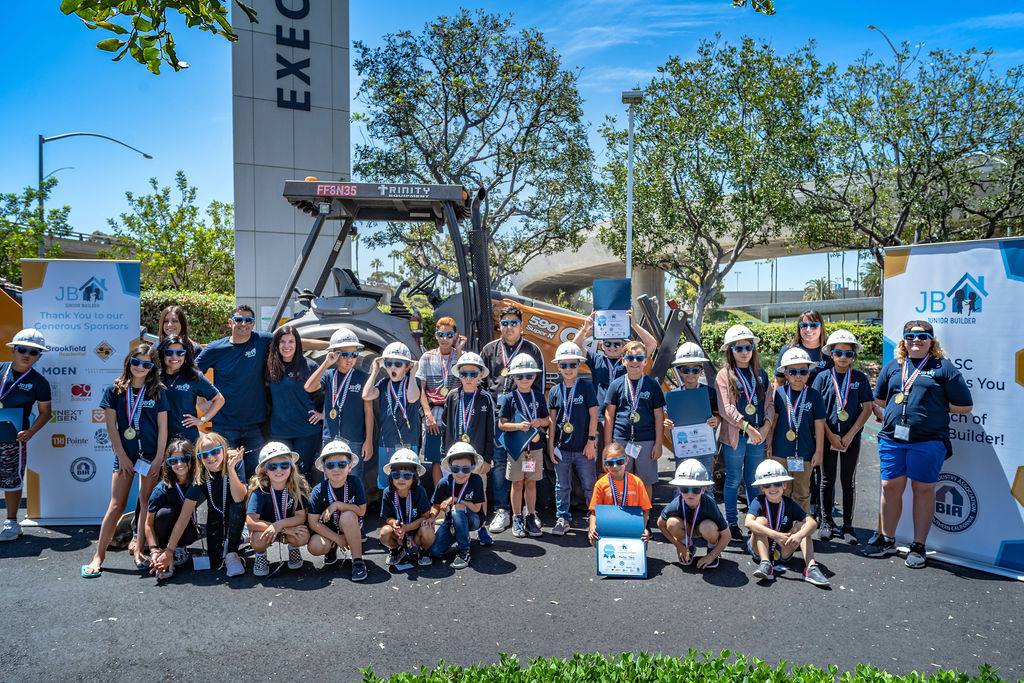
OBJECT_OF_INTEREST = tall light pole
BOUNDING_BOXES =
[621,89,643,277]
[38,132,152,255]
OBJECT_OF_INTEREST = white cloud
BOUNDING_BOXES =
[948,13,1024,30]
[578,66,660,90]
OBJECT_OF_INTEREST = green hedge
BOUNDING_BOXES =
[361,652,1003,682]
[698,322,882,359]
[141,289,235,344]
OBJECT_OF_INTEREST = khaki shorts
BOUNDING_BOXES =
[506,448,543,482]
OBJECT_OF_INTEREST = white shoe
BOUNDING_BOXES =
[488,509,511,533]
[224,552,245,577]
[0,519,21,542]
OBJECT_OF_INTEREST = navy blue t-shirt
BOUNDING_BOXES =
[269,358,320,439]
[431,472,485,506]
[380,484,431,524]
[770,385,825,460]
[585,349,626,409]
[99,384,169,460]
[162,370,220,442]
[499,387,550,454]
[308,475,367,515]
[747,494,807,534]
[659,492,727,532]
[319,367,369,443]
[147,478,191,514]
[605,374,666,443]
[776,343,832,382]
[0,363,50,437]
[375,376,420,448]
[246,486,303,522]
[811,368,874,438]
[185,462,245,512]
[729,367,769,428]
[196,331,273,430]
[547,379,598,452]
[874,356,972,443]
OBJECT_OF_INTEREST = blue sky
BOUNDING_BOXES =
[2,2,1022,292]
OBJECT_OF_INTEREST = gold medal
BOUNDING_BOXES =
[531,433,541,444]
[440,386,449,397]
[785,429,796,442]
[329,409,338,420]
[461,434,471,443]
[894,392,905,404]
[0,401,4,409]
[501,368,509,377]
[837,409,849,422]
[772,547,781,561]
[562,422,574,434]
[124,427,137,441]
[630,411,641,423]
[745,403,756,416]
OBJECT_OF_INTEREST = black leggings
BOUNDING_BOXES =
[206,502,246,566]
[819,437,862,528]
[152,507,199,549]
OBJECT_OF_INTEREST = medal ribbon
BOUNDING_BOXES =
[736,367,757,407]
[125,385,145,432]
[680,496,699,547]
[326,480,349,527]
[830,368,851,415]
[515,389,537,424]
[388,377,410,429]
[780,385,807,434]
[175,483,199,525]
[393,491,413,525]
[331,369,354,415]
[558,381,577,440]
[205,474,228,516]
[451,476,470,506]
[459,391,475,439]
[0,363,33,404]
[900,355,931,396]
[604,354,619,384]
[608,474,628,507]
[624,375,644,416]
[271,488,289,522]
[439,351,453,389]
[500,339,524,372]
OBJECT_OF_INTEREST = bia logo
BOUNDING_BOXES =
[56,276,107,303]
[916,273,988,315]
[933,473,978,532]
[70,457,97,482]
[70,384,92,399]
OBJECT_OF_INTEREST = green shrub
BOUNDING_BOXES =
[141,289,235,343]
[697,322,882,360]
[360,651,1003,682]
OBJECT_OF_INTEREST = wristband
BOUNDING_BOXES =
[588,435,597,441]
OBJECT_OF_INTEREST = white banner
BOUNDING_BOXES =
[883,238,1024,578]
[20,259,140,525]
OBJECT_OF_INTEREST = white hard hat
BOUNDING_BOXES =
[380,341,412,362]
[382,448,425,476]
[441,442,484,472]
[672,342,709,366]
[315,440,359,471]
[669,459,714,487]
[258,441,298,467]
[554,341,586,362]
[507,353,540,376]
[823,329,862,354]
[7,328,48,351]
[328,327,363,350]
[454,351,489,379]
[720,324,759,350]
[752,459,794,486]
[779,347,813,368]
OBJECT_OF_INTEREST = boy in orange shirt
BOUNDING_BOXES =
[588,442,652,545]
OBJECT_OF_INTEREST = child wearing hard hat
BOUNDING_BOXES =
[306,440,368,582]
[662,342,721,489]
[379,449,434,569]
[362,342,421,492]
[745,459,829,586]
[657,459,731,569]
[429,442,486,569]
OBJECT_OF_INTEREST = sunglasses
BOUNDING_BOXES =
[162,348,187,357]
[435,331,456,339]
[785,368,810,376]
[677,366,702,375]
[831,350,856,359]
[602,341,624,348]
[383,360,408,369]
[265,461,292,472]
[197,446,223,460]
[558,362,579,370]
[231,316,255,324]
[449,465,474,474]
[604,457,627,467]
[731,343,754,353]
[130,357,155,369]
[390,470,416,481]
[798,321,822,330]
[499,320,521,327]
[166,455,192,466]
[323,460,350,470]
[336,351,358,358]
[514,374,537,380]
[459,370,480,378]
[624,355,646,363]
[677,486,703,494]
[762,482,784,490]
[13,346,41,356]
[904,332,933,342]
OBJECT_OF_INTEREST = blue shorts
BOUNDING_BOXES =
[878,437,945,483]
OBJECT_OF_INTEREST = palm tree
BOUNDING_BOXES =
[860,261,882,297]
[804,276,837,301]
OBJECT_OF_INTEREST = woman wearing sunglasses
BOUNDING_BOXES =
[306,440,368,581]
[775,310,832,386]
[158,335,223,443]
[267,326,323,484]
[862,321,972,569]
[416,316,466,486]
[83,344,169,577]
[145,438,200,580]
[657,459,730,569]
[379,449,434,568]
[246,442,311,577]
[0,329,51,543]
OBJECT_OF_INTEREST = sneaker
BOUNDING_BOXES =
[804,563,831,587]
[861,535,897,558]
[253,552,270,577]
[840,525,859,545]
[0,519,22,542]
[323,546,339,566]
[173,547,190,566]
[287,546,303,570]
[417,551,433,566]
[156,565,174,581]
[905,542,927,569]
[224,552,245,577]
[241,527,251,547]
[818,520,833,542]
[476,527,494,546]
[386,547,403,567]
[678,546,695,566]
[728,524,743,542]
[866,530,881,546]
[753,559,774,581]
[772,561,788,575]
[525,514,543,537]
[339,546,352,562]
[350,559,368,582]
[488,509,511,533]
[451,550,470,570]
[551,518,570,536]
[511,515,527,538]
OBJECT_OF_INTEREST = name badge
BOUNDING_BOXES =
[552,447,562,461]
[522,457,537,473]
[625,442,641,459]
[134,459,152,477]
[192,555,211,571]
[893,422,911,442]
[787,457,804,473]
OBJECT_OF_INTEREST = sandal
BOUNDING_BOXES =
[81,564,102,578]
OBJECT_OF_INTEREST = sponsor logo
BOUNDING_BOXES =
[51,344,87,357]
[49,409,83,423]
[933,473,979,533]
[94,428,110,448]
[70,384,92,400]
[56,276,107,304]
[70,457,97,482]
[51,433,89,448]
[95,341,115,362]
[40,366,76,376]
[91,409,106,423]
[916,272,988,316]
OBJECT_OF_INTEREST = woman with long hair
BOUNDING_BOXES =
[157,305,203,355]
[775,310,832,386]
[158,335,224,442]
[266,326,323,484]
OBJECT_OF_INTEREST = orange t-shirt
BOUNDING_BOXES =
[589,473,652,512]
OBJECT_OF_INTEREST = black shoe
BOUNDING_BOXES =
[323,546,339,566]
[818,520,834,541]
[350,559,367,582]
[861,535,897,558]
[840,525,859,545]
[386,547,403,567]
[866,530,881,546]
[728,524,744,542]
[451,550,470,570]
[905,542,927,569]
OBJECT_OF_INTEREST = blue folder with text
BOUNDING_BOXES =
[499,427,539,460]
[594,504,647,578]
[592,278,632,310]
[665,388,711,426]
[595,504,645,537]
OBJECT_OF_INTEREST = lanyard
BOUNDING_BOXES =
[125,385,145,430]
[558,381,577,439]
[451,476,470,505]
[608,475,628,507]
[388,377,411,430]
[393,490,414,525]
[270,488,289,522]
[439,352,453,387]
[326,480,349,526]
[206,473,228,516]
[331,369,354,414]
[624,375,644,440]
[780,385,807,434]
[736,367,757,406]
[603,354,619,384]
[830,368,851,413]
[900,355,931,395]
[175,482,198,524]
[515,389,537,423]
[680,496,699,547]
[0,363,32,405]
[499,339,524,372]
[459,391,475,439]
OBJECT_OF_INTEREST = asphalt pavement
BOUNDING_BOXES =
[1,425,1020,681]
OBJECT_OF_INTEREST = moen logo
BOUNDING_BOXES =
[40,366,76,376]
[56,276,107,303]
[916,273,988,315]
[933,473,978,533]
[70,384,92,399]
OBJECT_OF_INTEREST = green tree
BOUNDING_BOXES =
[60,0,257,74]
[352,9,598,288]
[103,171,234,293]
[803,276,837,301]
[600,37,823,337]
[731,0,776,14]
[798,44,1024,265]
[0,178,71,285]
[860,260,882,297]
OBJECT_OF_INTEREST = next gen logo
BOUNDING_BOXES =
[916,273,988,317]
[933,472,979,533]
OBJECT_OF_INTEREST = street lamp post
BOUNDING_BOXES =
[621,90,643,277]
[37,132,153,256]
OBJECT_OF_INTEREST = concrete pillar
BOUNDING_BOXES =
[631,266,665,319]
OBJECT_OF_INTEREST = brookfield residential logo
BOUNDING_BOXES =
[933,472,979,533]
[51,343,87,357]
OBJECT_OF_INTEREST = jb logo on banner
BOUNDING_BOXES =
[883,238,1024,579]
[20,259,140,525]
